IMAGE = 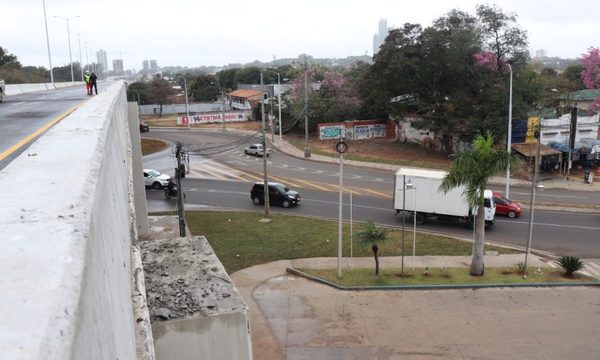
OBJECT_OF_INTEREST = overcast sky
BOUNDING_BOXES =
[3,0,599,71]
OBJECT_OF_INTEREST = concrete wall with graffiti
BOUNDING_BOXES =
[318,120,393,140]
[177,111,249,125]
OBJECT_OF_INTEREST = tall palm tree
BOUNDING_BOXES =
[440,132,520,276]
[357,220,390,276]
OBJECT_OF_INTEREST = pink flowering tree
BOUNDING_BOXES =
[473,51,509,73]
[580,47,600,111]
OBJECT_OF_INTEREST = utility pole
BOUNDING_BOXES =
[175,141,186,237]
[303,57,311,158]
[260,73,270,215]
[221,89,226,131]
[505,64,513,198]
[566,104,577,180]
[184,78,190,128]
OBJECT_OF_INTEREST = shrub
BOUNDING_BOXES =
[555,256,584,276]
[516,262,526,274]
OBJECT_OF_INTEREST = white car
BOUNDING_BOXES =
[244,144,270,157]
[144,169,171,189]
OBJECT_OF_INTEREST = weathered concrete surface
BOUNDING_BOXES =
[232,260,600,360]
[141,216,252,360]
[0,81,137,359]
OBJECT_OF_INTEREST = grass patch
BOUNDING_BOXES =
[299,267,598,287]
[141,138,169,155]
[185,211,519,273]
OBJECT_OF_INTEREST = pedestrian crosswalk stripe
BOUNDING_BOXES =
[188,160,392,199]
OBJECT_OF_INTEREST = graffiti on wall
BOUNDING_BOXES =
[319,125,345,140]
[354,124,387,139]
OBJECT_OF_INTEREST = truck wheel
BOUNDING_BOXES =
[414,213,426,225]
[252,197,261,205]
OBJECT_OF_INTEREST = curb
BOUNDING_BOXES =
[286,267,600,291]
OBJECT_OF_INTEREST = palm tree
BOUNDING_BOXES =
[440,132,520,276]
[357,220,390,276]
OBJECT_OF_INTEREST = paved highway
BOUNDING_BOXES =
[0,85,90,170]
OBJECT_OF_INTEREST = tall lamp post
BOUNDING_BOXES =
[54,15,80,83]
[505,64,513,198]
[76,32,85,81]
[260,72,270,216]
[42,0,54,85]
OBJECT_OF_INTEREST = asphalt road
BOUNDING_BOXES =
[0,85,91,170]
[142,129,600,257]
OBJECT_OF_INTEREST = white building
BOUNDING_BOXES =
[96,49,108,75]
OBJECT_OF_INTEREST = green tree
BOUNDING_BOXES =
[0,47,21,67]
[356,220,390,276]
[148,75,175,117]
[561,64,584,90]
[234,66,261,84]
[440,133,520,276]
[127,81,151,104]
[217,68,239,90]
[189,74,219,101]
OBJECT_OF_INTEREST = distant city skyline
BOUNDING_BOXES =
[4,0,600,71]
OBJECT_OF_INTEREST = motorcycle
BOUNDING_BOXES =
[164,181,185,200]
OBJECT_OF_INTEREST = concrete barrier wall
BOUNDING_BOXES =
[0,81,137,359]
[4,81,83,95]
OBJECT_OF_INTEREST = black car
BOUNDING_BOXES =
[250,182,300,208]
[139,123,149,132]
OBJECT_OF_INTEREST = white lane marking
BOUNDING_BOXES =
[13,102,26,106]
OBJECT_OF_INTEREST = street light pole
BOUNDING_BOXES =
[184,78,190,128]
[42,0,54,85]
[505,64,513,198]
[277,73,282,146]
[303,69,311,158]
[401,175,407,274]
[77,33,84,81]
[260,72,270,215]
[55,15,79,83]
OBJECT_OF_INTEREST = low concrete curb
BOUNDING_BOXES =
[286,267,600,291]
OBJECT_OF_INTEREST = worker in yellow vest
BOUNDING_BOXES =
[84,70,92,95]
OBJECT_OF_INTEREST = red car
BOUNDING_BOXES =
[493,192,521,218]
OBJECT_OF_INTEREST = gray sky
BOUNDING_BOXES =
[3,0,599,71]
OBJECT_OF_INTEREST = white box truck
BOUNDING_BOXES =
[0,80,5,102]
[394,168,495,228]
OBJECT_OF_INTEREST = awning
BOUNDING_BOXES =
[512,143,562,157]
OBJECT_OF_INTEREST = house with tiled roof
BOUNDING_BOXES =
[227,89,262,111]
[559,89,600,114]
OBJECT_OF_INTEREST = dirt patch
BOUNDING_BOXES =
[287,134,452,169]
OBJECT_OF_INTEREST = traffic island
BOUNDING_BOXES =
[287,266,600,290]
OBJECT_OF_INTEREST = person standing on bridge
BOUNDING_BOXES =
[84,70,92,95]
[90,72,98,95]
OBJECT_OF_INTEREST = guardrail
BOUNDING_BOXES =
[0,81,139,359]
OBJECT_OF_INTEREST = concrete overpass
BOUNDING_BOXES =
[0,81,251,359]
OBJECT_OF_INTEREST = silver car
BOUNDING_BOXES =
[244,144,270,157]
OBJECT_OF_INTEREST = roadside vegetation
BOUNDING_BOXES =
[141,138,168,155]
[299,267,597,287]
[183,211,518,274]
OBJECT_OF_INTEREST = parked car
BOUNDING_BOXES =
[144,169,171,189]
[139,122,149,132]
[244,143,270,157]
[250,182,300,208]
[492,191,521,218]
